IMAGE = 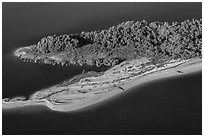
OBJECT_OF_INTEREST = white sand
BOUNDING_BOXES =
[44,58,202,112]
[2,58,202,112]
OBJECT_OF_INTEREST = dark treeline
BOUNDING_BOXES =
[29,19,202,67]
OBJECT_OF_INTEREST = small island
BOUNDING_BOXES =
[3,19,202,112]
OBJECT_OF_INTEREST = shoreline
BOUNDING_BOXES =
[2,58,202,112]
[50,59,202,113]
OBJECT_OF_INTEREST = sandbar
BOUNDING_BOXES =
[2,58,202,112]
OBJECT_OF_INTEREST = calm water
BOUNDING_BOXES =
[2,3,202,135]
[2,72,202,135]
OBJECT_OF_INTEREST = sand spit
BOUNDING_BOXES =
[2,57,202,112]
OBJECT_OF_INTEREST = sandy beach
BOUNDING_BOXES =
[2,58,202,112]
[47,58,202,112]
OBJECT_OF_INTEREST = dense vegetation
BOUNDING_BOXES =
[29,19,202,67]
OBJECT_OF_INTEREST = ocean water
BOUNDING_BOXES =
[2,2,202,135]
[2,71,202,135]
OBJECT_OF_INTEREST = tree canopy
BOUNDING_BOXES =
[29,19,202,66]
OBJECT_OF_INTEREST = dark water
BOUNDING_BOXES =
[2,2,202,135]
[3,72,202,135]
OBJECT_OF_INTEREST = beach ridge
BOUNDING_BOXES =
[2,57,201,112]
